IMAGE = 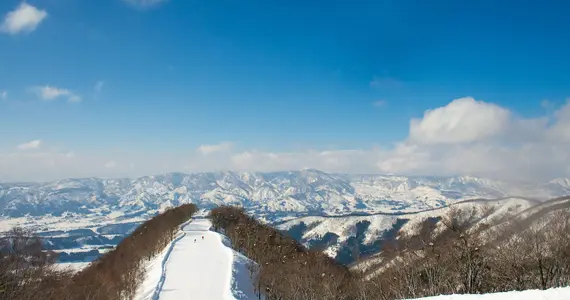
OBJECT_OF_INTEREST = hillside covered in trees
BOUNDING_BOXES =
[0,204,197,300]
[211,203,570,300]
[2,201,570,299]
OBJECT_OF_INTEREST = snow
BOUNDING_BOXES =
[394,197,535,238]
[408,287,570,299]
[53,261,90,272]
[136,219,258,300]
[0,213,146,233]
[134,229,186,300]
[278,197,538,259]
[229,250,262,299]
[3,171,569,223]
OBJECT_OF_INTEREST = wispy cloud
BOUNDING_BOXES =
[369,76,404,90]
[17,140,41,150]
[36,86,71,100]
[372,100,386,108]
[121,0,169,8]
[68,95,82,102]
[0,2,47,35]
[197,142,233,155]
[541,99,555,110]
[32,85,82,103]
[0,90,7,100]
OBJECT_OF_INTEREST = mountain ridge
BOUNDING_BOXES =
[1,169,570,220]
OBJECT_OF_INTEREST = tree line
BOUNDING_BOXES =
[2,202,570,299]
[365,205,570,299]
[211,204,570,300]
[210,206,368,300]
[0,203,198,300]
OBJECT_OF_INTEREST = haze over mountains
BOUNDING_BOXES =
[1,169,570,220]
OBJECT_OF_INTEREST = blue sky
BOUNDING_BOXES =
[0,0,569,181]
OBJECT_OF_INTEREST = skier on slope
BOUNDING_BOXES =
[194,239,196,243]
[202,236,204,240]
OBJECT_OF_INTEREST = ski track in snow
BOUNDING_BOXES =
[151,231,188,300]
[152,219,258,300]
[134,232,182,300]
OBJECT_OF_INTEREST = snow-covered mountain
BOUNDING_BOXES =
[276,197,541,263]
[277,195,570,269]
[0,170,566,222]
[1,169,568,266]
[1,170,569,221]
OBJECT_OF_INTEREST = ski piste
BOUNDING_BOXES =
[137,218,259,300]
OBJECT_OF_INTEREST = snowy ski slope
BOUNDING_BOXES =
[408,286,570,299]
[135,219,259,300]
[135,219,570,300]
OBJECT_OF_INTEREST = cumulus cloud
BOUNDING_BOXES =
[546,100,570,142]
[1,3,47,35]
[32,85,82,103]
[2,97,570,182]
[409,97,511,144]
[197,142,233,155]
[17,140,41,150]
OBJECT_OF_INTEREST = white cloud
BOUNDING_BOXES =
[17,140,41,151]
[197,142,233,155]
[409,97,511,144]
[68,95,82,102]
[186,98,570,182]
[372,100,386,108]
[33,85,81,103]
[122,0,169,8]
[546,100,570,142]
[541,99,554,109]
[36,86,70,100]
[0,90,7,100]
[2,97,570,182]
[1,3,47,35]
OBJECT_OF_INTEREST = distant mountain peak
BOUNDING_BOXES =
[1,170,569,219]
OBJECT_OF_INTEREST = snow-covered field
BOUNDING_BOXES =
[408,287,570,299]
[135,219,259,300]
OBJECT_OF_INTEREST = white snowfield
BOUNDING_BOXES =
[136,218,258,300]
[408,287,570,300]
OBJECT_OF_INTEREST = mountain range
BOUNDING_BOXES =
[1,169,570,265]
[2,169,570,220]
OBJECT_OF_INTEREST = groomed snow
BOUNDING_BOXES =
[408,287,570,299]
[134,230,186,300]
[137,219,259,300]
